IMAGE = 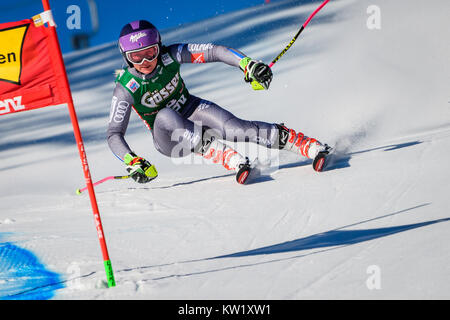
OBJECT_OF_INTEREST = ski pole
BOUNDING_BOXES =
[76,175,130,194]
[268,0,330,68]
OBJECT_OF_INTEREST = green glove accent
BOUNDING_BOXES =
[239,57,252,72]
[251,81,265,91]
[124,152,158,184]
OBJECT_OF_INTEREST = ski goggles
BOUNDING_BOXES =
[125,44,159,65]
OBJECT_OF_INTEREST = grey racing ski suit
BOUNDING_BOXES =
[107,43,280,162]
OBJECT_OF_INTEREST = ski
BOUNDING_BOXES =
[312,144,333,172]
[236,158,267,185]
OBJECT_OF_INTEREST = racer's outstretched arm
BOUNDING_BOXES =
[167,43,245,68]
[167,43,272,90]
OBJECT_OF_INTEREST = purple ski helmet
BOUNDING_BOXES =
[118,20,161,67]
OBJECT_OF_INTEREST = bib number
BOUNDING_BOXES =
[166,94,187,112]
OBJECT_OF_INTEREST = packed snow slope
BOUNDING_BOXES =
[1,0,449,299]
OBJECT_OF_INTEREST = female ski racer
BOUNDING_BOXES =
[107,20,330,185]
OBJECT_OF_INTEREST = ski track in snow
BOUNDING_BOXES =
[1,0,450,299]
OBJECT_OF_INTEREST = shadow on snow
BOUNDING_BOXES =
[118,203,445,281]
